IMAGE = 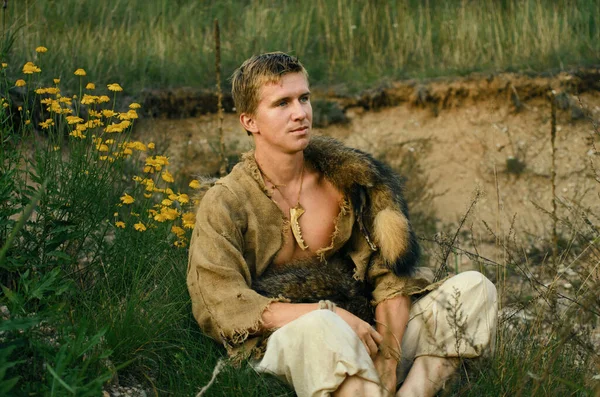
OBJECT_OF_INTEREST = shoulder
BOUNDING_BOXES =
[197,163,252,207]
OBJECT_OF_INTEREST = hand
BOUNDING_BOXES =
[374,353,398,397]
[336,308,383,358]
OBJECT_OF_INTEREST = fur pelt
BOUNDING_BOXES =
[304,135,420,276]
[194,136,420,275]
[253,255,375,323]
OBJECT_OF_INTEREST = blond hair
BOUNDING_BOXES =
[230,52,308,117]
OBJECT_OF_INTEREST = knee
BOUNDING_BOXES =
[455,271,497,302]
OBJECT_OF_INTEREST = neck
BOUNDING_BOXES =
[254,146,305,185]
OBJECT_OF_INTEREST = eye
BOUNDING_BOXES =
[300,95,310,103]
[277,100,288,107]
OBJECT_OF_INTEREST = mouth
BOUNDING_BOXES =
[290,126,309,134]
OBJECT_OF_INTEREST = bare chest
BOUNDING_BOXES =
[270,176,344,266]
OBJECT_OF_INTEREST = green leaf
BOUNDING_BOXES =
[0,316,41,332]
[46,250,73,261]
[0,181,46,265]
[0,345,24,395]
[47,364,76,394]
[0,285,22,306]
[30,267,62,300]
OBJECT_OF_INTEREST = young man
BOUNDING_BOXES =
[187,52,497,397]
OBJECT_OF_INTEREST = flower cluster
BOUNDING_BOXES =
[4,46,200,248]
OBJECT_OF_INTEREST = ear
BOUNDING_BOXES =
[240,112,259,134]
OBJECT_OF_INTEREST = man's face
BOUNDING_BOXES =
[243,72,312,155]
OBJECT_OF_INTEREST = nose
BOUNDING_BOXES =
[291,100,309,121]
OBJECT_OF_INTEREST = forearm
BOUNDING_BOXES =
[375,294,411,360]
[260,302,320,330]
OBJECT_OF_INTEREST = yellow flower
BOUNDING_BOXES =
[53,78,60,84]
[102,109,117,118]
[81,94,99,105]
[17,106,22,111]
[182,212,196,229]
[120,193,135,204]
[88,109,101,118]
[66,115,84,124]
[161,199,173,206]
[146,155,169,170]
[22,62,41,74]
[161,170,174,183]
[35,88,47,94]
[171,226,185,237]
[107,83,123,92]
[154,207,179,222]
[143,179,155,191]
[85,83,95,90]
[122,148,133,155]
[104,123,124,133]
[97,144,109,152]
[127,141,146,151]
[25,120,31,125]
[165,188,174,195]
[15,79,26,87]
[74,68,86,76]
[144,193,152,199]
[1,63,7,68]
[177,193,190,204]
[129,102,141,109]
[39,119,54,129]
[53,146,60,151]
[98,95,110,103]
[147,142,155,150]
[189,179,201,189]
[174,240,187,248]
[35,46,48,53]
[126,109,138,119]
[134,222,147,232]
[118,113,129,121]
[2,103,8,108]
[115,221,126,229]
[69,130,86,139]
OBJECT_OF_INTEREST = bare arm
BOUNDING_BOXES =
[373,294,411,395]
[260,302,319,329]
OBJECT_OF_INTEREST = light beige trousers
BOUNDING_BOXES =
[254,271,498,397]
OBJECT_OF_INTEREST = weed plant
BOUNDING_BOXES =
[0,46,294,395]
[3,0,600,94]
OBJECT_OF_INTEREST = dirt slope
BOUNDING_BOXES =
[135,71,600,249]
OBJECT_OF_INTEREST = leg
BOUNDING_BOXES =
[396,271,498,397]
[255,310,381,397]
[396,356,459,397]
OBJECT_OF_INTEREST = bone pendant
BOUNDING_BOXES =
[289,204,308,250]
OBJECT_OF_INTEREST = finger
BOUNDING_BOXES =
[370,328,383,345]
[365,336,378,357]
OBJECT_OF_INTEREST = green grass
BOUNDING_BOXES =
[2,0,599,95]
